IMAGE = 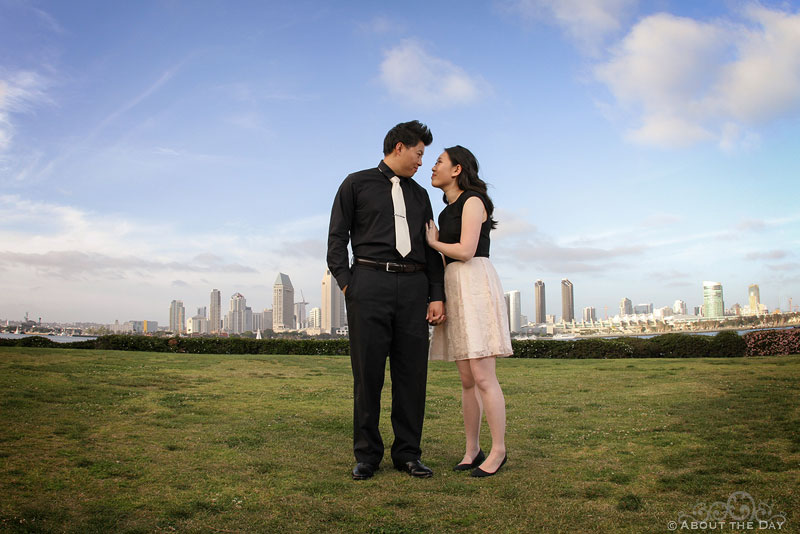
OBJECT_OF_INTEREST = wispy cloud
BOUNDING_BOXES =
[92,68,177,136]
[506,0,637,55]
[357,15,404,35]
[767,262,800,272]
[0,70,52,152]
[0,251,257,280]
[379,39,489,107]
[745,250,790,261]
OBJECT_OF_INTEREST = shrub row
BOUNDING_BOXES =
[0,335,351,355]
[1,329,797,358]
[511,331,749,359]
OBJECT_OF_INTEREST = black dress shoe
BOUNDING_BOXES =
[395,459,433,478]
[471,454,507,478]
[352,462,378,480]
[453,449,485,471]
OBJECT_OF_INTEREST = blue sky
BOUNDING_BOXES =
[1,0,799,324]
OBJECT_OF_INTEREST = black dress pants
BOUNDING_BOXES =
[345,265,430,466]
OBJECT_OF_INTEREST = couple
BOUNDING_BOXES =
[327,120,512,481]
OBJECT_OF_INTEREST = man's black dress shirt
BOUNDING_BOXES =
[327,161,445,302]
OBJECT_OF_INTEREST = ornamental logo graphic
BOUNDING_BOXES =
[667,491,787,531]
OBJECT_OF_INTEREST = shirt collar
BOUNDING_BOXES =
[378,160,395,180]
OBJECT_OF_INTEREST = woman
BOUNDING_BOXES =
[426,145,512,477]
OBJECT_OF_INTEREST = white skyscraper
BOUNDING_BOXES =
[620,297,633,317]
[169,300,185,334]
[673,300,687,315]
[582,306,596,322]
[187,314,209,335]
[210,289,221,334]
[321,269,346,334]
[226,293,250,334]
[273,273,295,331]
[505,290,521,333]
[309,307,322,329]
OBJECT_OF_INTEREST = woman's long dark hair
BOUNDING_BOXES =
[443,145,497,229]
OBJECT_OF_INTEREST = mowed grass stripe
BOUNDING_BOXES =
[0,348,798,534]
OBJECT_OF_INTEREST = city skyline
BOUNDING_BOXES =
[1,1,799,324]
[0,275,788,332]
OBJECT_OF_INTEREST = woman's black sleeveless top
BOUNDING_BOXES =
[437,190,491,264]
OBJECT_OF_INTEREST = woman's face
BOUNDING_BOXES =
[431,151,460,190]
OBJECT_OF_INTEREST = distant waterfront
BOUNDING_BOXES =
[599,326,796,340]
[512,325,797,341]
[0,333,97,343]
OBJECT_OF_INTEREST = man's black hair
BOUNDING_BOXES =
[382,120,433,156]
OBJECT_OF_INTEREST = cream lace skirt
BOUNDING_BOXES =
[429,257,513,361]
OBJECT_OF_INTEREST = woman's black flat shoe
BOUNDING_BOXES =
[453,449,485,471]
[471,454,507,478]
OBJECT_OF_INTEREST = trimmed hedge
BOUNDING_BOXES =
[1,328,797,357]
[511,338,634,359]
[73,335,351,355]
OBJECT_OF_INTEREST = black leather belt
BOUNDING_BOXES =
[355,258,426,273]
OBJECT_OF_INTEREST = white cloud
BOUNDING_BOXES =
[0,194,332,320]
[379,40,487,107]
[508,0,637,55]
[594,6,800,149]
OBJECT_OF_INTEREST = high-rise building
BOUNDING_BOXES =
[703,281,725,318]
[197,306,207,318]
[634,303,653,315]
[273,273,295,331]
[620,297,633,316]
[654,306,673,319]
[294,302,306,329]
[534,280,546,324]
[210,289,221,334]
[748,284,761,315]
[169,300,185,334]
[187,314,208,335]
[506,290,521,333]
[309,307,322,329]
[561,279,574,323]
[321,269,345,334]
[673,300,687,315]
[582,306,596,322]
[262,309,273,331]
[227,293,249,334]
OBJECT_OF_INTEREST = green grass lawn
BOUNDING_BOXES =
[0,348,798,534]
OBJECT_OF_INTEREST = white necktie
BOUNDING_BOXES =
[390,176,411,257]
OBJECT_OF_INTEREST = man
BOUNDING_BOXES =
[327,120,445,480]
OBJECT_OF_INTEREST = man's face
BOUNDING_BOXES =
[395,141,425,177]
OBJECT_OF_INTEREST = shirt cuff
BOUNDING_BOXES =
[429,282,445,303]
